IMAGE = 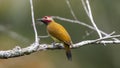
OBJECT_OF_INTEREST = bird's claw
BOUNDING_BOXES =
[52,42,63,49]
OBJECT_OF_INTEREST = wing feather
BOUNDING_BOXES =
[47,22,72,45]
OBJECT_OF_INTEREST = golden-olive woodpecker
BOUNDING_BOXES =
[38,16,72,60]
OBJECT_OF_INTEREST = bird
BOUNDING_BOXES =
[37,16,73,61]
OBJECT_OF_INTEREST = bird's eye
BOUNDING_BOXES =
[44,16,48,19]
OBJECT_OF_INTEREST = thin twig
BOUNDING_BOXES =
[81,0,89,16]
[82,0,103,38]
[74,34,120,47]
[30,0,39,43]
[38,35,49,38]
[65,0,78,20]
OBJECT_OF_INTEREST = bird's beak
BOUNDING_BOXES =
[36,18,43,22]
[36,18,44,25]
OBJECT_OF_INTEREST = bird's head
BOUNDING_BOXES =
[37,16,54,25]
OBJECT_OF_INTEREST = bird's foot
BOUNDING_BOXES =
[52,42,63,49]
[52,42,57,46]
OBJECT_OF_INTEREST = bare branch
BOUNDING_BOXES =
[38,35,50,38]
[74,34,120,47]
[65,0,78,20]
[0,34,120,59]
[82,0,102,38]
[81,0,89,16]
[0,43,47,59]
[30,0,39,43]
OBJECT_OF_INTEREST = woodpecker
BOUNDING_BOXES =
[37,16,72,60]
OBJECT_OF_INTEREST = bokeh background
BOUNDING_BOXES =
[0,0,120,68]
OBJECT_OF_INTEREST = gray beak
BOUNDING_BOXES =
[36,18,43,21]
[36,18,44,25]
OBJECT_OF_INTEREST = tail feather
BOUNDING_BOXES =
[66,50,72,61]
[64,43,72,61]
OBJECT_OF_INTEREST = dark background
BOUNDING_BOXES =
[0,0,120,68]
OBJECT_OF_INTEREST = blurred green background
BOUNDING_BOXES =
[0,0,120,68]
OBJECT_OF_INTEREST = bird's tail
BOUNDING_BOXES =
[64,43,72,61]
